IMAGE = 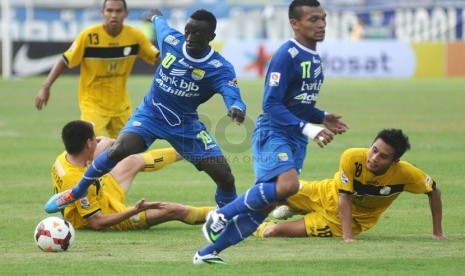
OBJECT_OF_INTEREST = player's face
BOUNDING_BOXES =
[102,0,128,33]
[184,19,215,56]
[366,138,398,175]
[291,6,326,48]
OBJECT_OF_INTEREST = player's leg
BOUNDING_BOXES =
[111,147,180,193]
[145,203,215,226]
[195,210,268,265]
[198,156,237,207]
[45,132,147,213]
[201,128,301,243]
[80,111,109,137]
[254,218,307,238]
[107,109,131,139]
[167,122,237,208]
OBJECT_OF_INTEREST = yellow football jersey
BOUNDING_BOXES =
[51,151,147,230]
[334,148,435,231]
[291,148,435,236]
[63,23,159,116]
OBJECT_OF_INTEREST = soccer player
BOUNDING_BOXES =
[35,0,160,138]
[254,129,446,241]
[195,0,349,264]
[45,9,246,218]
[52,120,214,230]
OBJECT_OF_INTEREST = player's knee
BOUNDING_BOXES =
[263,224,279,237]
[276,181,299,198]
[107,145,129,162]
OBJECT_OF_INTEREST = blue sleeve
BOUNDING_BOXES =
[152,17,176,54]
[214,64,246,113]
[262,50,306,131]
[308,107,326,124]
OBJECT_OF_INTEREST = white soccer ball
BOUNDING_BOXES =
[34,217,75,252]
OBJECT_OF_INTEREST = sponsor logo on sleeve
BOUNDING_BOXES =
[288,47,299,58]
[425,175,432,187]
[80,197,91,209]
[278,152,288,161]
[269,72,281,86]
[341,171,349,184]
[164,35,180,45]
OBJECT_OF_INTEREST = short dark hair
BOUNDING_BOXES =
[374,129,411,160]
[190,9,217,33]
[289,0,321,20]
[62,120,95,155]
[102,0,127,11]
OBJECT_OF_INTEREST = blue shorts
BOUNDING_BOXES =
[252,126,307,183]
[121,103,224,168]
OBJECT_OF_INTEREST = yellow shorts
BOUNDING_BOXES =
[98,174,149,231]
[287,180,363,238]
[81,108,131,138]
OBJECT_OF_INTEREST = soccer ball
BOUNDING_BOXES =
[34,217,75,252]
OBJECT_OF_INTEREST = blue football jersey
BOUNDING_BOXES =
[259,39,326,135]
[146,17,245,126]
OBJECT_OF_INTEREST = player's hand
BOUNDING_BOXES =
[228,107,245,125]
[312,129,334,148]
[323,113,349,135]
[143,9,163,22]
[134,199,164,211]
[432,233,447,240]
[35,87,51,110]
[342,238,356,243]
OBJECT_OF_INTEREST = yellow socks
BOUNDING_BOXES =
[182,206,216,225]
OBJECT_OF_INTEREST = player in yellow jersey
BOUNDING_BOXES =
[35,0,159,138]
[254,129,446,241]
[51,120,214,230]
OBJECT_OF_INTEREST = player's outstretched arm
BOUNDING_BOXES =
[323,113,349,135]
[35,59,68,110]
[338,193,355,242]
[143,9,163,22]
[428,189,447,240]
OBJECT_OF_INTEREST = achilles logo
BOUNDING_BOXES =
[294,92,318,104]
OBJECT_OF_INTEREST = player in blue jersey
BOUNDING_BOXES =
[45,9,246,214]
[194,0,349,265]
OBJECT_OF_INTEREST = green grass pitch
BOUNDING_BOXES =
[0,76,464,275]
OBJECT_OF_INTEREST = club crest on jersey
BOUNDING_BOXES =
[107,61,119,73]
[341,171,349,184]
[269,72,281,86]
[123,46,131,56]
[379,186,391,195]
[191,68,205,80]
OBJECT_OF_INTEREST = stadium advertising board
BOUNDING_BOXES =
[11,40,465,78]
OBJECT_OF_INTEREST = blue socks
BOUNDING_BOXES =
[71,150,117,198]
[199,211,267,255]
[215,187,237,208]
[219,182,277,220]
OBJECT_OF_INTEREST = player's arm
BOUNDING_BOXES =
[338,192,355,242]
[427,186,446,240]
[35,58,68,110]
[263,54,332,145]
[86,199,162,230]
[215,70,246,125]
